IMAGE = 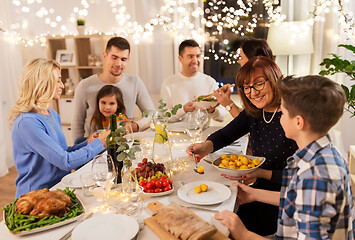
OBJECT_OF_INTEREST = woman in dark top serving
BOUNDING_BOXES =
[187,56,298,236]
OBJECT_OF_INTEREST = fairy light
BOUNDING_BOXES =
[1,0,353,61]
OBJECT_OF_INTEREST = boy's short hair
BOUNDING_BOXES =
[278,75,346,135]
[106,37,130,53]
[179,39,200,56]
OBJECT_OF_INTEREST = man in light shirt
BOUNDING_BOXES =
[161,39,225,123]
[72,37,155,142]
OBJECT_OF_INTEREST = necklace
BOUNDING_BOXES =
[263,108,278,124]
[42,111,55,130]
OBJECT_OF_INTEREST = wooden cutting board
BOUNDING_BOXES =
[144,201,230,240]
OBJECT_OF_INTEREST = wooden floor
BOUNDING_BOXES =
[0,166,17,221]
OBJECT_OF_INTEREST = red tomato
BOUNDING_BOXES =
[162,179,170,187]
[163,185,172,192]
[160,176,167,181]
[154,188,163,193]
[146,181,155,189]
[142,158,148,164]
[139,180,147,187]
[155,180,163,188]
[146,189,154,193]
[168,179,173,185]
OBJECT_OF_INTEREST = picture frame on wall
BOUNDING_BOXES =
[56,50,76,66]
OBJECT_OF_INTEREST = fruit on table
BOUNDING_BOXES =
[195,184,208,194]
[219,154,261,170]
[136,158,173,193]
[196,166,204,174]
[154,124,168,144]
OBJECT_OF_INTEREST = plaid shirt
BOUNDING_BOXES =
[275,135,355,239]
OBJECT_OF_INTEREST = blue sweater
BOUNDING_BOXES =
[12,109,104,198]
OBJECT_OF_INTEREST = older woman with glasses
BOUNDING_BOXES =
[187,56,297,236]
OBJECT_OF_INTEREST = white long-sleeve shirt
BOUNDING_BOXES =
[161,72,225,123]
[72,74,155,140]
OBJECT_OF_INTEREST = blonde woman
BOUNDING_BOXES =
[9,58,109,198]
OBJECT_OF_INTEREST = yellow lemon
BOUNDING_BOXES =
[200,184,208,192]
[240,165,249,170]
[195,186,201,194]
[221,154,228,159]
[237,155,246,161]
[250,163,256,168]
[252,159,261,166]
[196,166,204,174]
[236,161,242,167]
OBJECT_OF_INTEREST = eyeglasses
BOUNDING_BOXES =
[242,79,268,94]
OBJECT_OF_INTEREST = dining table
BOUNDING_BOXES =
[0,124,249,240]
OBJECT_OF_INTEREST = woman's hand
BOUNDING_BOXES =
[214,210,250,240]
[213,86,232,107]
[221,169,272,185]
[233,181,257,206]
[186,141,214,161]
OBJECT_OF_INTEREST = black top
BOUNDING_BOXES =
[207,110,298,191]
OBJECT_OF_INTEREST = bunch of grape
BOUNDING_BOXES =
[135,158,166,182]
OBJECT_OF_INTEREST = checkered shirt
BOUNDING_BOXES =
[275,134,355,239]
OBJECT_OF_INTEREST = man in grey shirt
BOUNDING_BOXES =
[72,37,155,142]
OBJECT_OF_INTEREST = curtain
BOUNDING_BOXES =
[0,0,22,177]
[278,0,355,157]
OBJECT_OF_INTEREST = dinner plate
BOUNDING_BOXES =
[72,214,139,240]
[177,181,231,205]
[4,195,84,236]
[61,171,83,188]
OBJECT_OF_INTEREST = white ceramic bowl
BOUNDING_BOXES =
[142,187,174,197]
[212,154,266,177]
[193,101,218,109]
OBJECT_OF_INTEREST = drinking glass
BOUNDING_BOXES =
[91,154,117,213]
[124,122,135,148]
[185,111,201,139]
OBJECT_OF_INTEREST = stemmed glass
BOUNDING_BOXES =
[123,121,135,148]
[91,154,117,213]
[185,108,209,142]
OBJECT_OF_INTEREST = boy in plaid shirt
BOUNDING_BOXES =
[215,75,355,239]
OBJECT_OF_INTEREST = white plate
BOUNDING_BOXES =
[193,101,218,109]
[142,187,174,197]
[177,181,231,205]
[61,172,83,188]
[72,214,139,240]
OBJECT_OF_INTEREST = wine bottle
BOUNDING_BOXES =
[106,114,123,183]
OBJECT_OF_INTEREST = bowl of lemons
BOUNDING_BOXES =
[212,154,266,177]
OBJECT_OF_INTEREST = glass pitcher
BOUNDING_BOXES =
[152,112,172,163]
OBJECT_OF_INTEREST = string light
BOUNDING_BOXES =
[0,0,354,64]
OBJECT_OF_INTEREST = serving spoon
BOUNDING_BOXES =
[192,153,204,174]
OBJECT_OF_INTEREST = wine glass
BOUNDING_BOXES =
[185,110,203,140]
[197,108,209,130]
[91,154,117,213]
[124,122,135,148]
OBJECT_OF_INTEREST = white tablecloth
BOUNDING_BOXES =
[0,127,248,240]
